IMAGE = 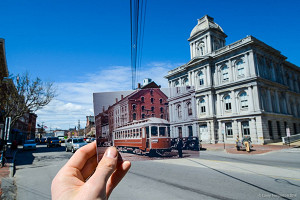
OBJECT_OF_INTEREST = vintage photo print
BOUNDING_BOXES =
[93,83,201,162]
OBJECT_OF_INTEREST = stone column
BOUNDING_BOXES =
[207,121,211,142]
[190,44,193,59]
[231,90,237,114]
[250,118,258,144]
[248,86,254,112]
[245,53,251,77]
[237,120,242,138]
[218,121,223,142]
[275,90,280,113]
[208,94,213,116]
[188,72,192,86]
[192,71,195,86]
[229,60,234,82]
[206,94,209,117]
[217,93,221,116]
[207,65,212,86]
[267,89,272,112]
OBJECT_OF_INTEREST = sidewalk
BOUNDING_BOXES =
[201,140,300,155]
[0,148,17,199]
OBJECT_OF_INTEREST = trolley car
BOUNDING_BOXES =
[113,118,171,155]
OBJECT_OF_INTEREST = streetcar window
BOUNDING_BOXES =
[151,126,158,137]
[168,127,170,137]
[146,127,149,137]
[159,127,166,136]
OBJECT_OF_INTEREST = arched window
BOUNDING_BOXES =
[224,95,231,110]
[198,71,204,86]
[151,98,154,104]
[142,114,145,119]
[225,122,233,138]
[177,105,182,119]
[151,106,154,112]
[183,78,189,86]
[187,102,192,115]
[200,99,206,113]
[160,114,164,119]
[142,106,145,111]
[160,107,164,113]
[160,99,163,104]
[236,60,245,77]
[141,96,144,102]
[197,41,205,56]
[133,113,136,120]
[132,104,136,111]
[221,65,229,81]
[174,80,179,87]
[240,92,248,109]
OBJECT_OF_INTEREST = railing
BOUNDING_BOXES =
[282,133,300,145]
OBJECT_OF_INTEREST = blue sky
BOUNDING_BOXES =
[1,0,300,130]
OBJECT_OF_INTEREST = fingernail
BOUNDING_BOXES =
[105,147,118,158]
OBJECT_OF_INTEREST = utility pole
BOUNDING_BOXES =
[78,120,81,136]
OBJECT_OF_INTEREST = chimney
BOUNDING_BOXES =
[102,106,105,112]
[121,95,124,99]
[115,98,118,103]
[137,83,141,89]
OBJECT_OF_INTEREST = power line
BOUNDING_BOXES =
[130,0,147,90]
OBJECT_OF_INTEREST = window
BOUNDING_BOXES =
[188,126,193,137]
[198,71,204,86]
[160,107,163,113]
[151,114,155,117]
[150,90,153,96]
[160,114,164,119]
[224,95,231,110]
[174,80,179,87]
[277,121,281,137]
[183,78,189,86]
[160,99,163,104]
[151,126,158,137]
[151,98,154,104]
[225,122,233,138]
[187,102,192,115]
[133,113,136,120]
[200,99,206,113]
[142,106,145,111]
[221,65,229,81]
[142,114,145,119]
[159,127,166,136]
[240,92,248,109]
[293,123,297,135]
[268,121,273,139]
[141,97,144,102]
[177,105,182,119]
[241,121,250,136]
[151,106,154,112]
[132,104,136,111]
[236,60,245,77]
[197,41,205,56]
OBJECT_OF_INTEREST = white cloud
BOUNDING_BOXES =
[36,62,180,130]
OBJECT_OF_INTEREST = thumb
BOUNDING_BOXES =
[85,147,118,197]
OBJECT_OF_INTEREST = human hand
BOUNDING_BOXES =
[51,142,131,200]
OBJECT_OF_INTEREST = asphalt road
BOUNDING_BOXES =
[13,144,300,200]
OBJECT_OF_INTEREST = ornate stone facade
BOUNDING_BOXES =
[165,15,300,144]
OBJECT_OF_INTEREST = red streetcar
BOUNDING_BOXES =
[113,118,171,155]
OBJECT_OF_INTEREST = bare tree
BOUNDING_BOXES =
[0,73,56,127]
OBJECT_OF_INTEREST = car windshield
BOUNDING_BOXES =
[78,139,84,143]
[25,140,35,144]
[50,137,59,140]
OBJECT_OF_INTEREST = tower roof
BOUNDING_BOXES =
[189,15,225,40]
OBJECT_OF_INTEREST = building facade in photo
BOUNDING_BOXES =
[168,86,198,139]
[165,15,300,144]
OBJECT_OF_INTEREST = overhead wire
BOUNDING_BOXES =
[130,0,147,90]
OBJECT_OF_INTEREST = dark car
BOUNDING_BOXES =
[40,138,47,143]
[46,137,61,147]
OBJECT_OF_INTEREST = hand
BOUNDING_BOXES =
[51,142,131,200]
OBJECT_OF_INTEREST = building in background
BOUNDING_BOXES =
[165,15,300,144]
[85,115,95,137]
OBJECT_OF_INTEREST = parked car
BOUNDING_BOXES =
[65,138,87,153]
[46,137,61,147]
[86,138,92,143]
[23,140,37,150]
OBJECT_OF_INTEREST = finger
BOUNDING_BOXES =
[106,161,131,198]
[66,141,97,171]
[84,147,118,197]
[80,154,98,180]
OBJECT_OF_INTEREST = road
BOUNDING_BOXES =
[14,144,300,200]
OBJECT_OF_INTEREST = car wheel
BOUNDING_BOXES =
[65,147,68,152]
[71,147,75,153]
[47,144,49,148]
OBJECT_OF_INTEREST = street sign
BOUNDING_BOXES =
[5,117,11,141]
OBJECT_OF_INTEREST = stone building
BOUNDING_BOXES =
[168,86,198,139]
[165,15,300,144]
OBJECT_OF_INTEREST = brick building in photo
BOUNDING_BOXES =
[95,80,169,141]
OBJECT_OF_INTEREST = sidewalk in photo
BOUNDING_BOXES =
[201,140,300,155]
